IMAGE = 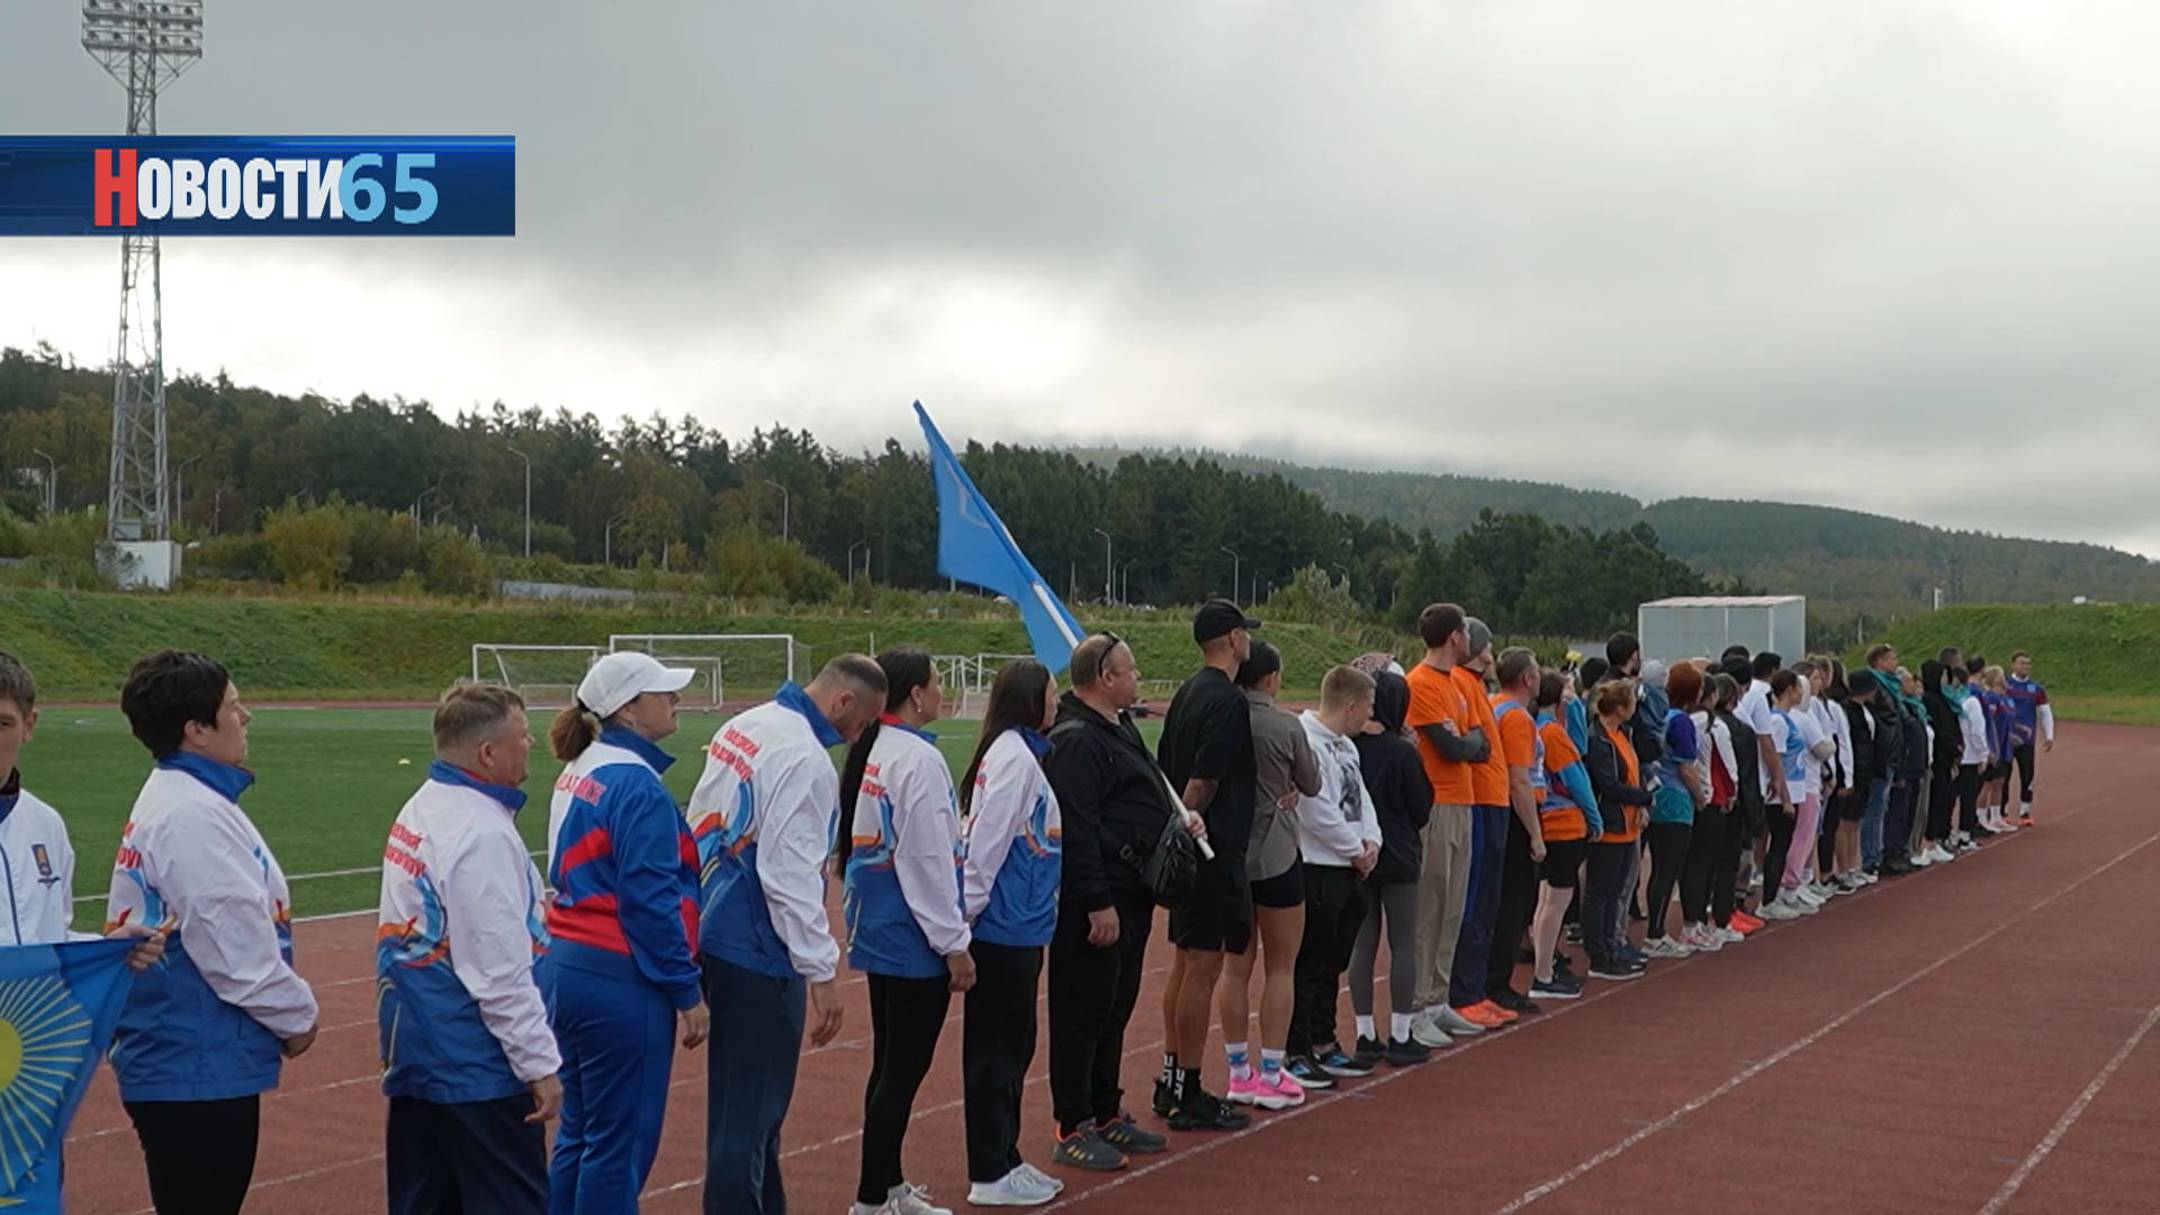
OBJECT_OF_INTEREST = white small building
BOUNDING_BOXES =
[1637,596,1806,666]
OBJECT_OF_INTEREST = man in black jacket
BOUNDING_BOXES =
[1043,634,1176,1169]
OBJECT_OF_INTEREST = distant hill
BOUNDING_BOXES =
[1070,446,2160,633]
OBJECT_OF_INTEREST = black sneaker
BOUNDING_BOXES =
[1563,923,1583,946]
[1093,1112,1167,1155]
[1314,1045,1373,1078]
[1052,1128,1128,1172]
[1553,952,1579,979]
[1588,959,1643,982]
[1166,1088,1250,1132]
[1150,1077,1173,1118]
[1529,974,1583,1001]
[1384,1035,1432,1066]
[1284,1055,1336,1089]
[1489,987,1542,1016]
[1352,1035,1387,1068]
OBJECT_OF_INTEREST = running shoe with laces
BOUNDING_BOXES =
[1166,1087,1250,1132]
[1730,909,1764,933]
[1588,958,1644,981]
[1716,924,1746,944]
[967,1165,1057,1207]
[1456,1002,1508,1029]
[872,1181,953,1215]
[1225,1072,1265,1106]
[1473,999,1521,1023]
[1353,1035,1387,1068]
[1254,1069,1305,1109]
[1017,1164,1064,1194]
[1284,1055,1336,1090]
[1384,1035,1434,1065]
[1489,986,1540,1015]
[1435,1006,1488,1036]
[1409,1014,1454,1049]
[1529,974,1583,1001]
[1755,898,1799,921]
[1641,935,1692,959]
[1092,1112,1166,1155]
[1314,1045,1369,1078]
[1051,1127,1128,1172]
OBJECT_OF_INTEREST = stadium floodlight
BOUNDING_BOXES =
[83,0,205,548]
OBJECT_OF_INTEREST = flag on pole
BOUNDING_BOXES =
[914,401,1085,675]
[0,938,136,1208]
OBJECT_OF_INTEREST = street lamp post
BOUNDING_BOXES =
[506,445,532,557]
[1219,545,1241,604]
[847,539,871,586]
[1091,527,1112,604]
[605,512,629,566]
[29,449,56,516]
[413,483,441,536]
[761,478,790,543]
[174,454,204,531]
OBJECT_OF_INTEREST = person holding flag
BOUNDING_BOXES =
[377,682,562,1215]
[107,649,320,1215]
[0,651,166,1210]
[692,655,886,1215]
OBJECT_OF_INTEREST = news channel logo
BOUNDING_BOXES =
[0,136,514,235]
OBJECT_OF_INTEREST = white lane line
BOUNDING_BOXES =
[1976,999,2160,1215]
[1489,825,2160,1213]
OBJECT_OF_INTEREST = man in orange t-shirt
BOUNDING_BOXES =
[1402,603,1488,1048]
[1442,620,1514,1029]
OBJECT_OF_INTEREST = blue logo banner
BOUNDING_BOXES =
[0,136,514,236]
[914,401,1084,675]
[0,938,135,1208]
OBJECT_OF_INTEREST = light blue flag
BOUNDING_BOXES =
[915,401,1085,675]
[0,938,135,1209]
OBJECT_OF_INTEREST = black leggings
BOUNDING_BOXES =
[860,973,953,1204]
[1680,806,1727,925]
[1956,764,1982,834]
[1927,761,1955,841]
[126,1095,261,1215]
[1762,803,1796,898]
[1714,806,1749,927]
[1643,821,1692,939]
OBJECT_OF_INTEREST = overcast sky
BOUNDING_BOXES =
[6,2,2160,554]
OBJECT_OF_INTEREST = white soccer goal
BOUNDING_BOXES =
[608,633,805,710]
[470,644,603,709]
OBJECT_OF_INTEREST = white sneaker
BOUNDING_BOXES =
[1783,891,1822,916]
[1716,925,1746,944]
[1410,1009,1454,1049]
[1858,870,1880,885]
[1014,1165,1062,1195]
[885,1183,954,1215]
[1436,1006,1487,1036]
[1933,844,1958,862]
[1757,899,1799,921]
[967,1168,1056,1207]
[1684,924,1723,952]
[1642,936,1692,958]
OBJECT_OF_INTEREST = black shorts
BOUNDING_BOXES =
[1984,762,2012,784]
[1540,837,1588,887]
[1168,861,1254,954]
[1835,789,1865,824]
[1249,862,1304,910]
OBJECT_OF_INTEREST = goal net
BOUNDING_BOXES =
[469,644,602,709]
[608,633,806,711]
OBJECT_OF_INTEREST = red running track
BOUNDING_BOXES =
[62,722,2160,1214]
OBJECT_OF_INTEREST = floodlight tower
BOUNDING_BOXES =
[82,0,202,549]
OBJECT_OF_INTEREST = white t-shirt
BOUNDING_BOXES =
[1761,711,1791,803]
[1960,696,1990,766]
[1740,680,1778,800]
[1790,705,1829,801]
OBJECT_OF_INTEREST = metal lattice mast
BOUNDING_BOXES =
[82,1,202,541]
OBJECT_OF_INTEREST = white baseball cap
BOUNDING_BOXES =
[576,651,695,718]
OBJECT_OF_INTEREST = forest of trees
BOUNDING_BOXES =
[0,344,1717,636]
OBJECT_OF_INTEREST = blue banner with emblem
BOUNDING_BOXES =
[0,938,135,1208]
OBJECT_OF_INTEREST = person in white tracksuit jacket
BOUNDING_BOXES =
[692,654,887,1215]
[377,682,563,1215]
[0,651,164,965]
[107,649,320,1215]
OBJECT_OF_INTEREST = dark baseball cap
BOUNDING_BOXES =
[1193,598,1260,644]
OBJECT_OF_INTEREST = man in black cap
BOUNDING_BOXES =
[1151,598,1260,1132]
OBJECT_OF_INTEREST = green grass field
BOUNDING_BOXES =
[1877,602,2160,724]
[31,705,1164,919]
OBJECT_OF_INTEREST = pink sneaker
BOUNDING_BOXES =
[1253,1069,1305,1109]
[1225,1071,1263,1106]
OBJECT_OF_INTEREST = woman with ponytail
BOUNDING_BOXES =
[958,659,1064,1207]
[840,648,974,1215]
[540,652,710,1213]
